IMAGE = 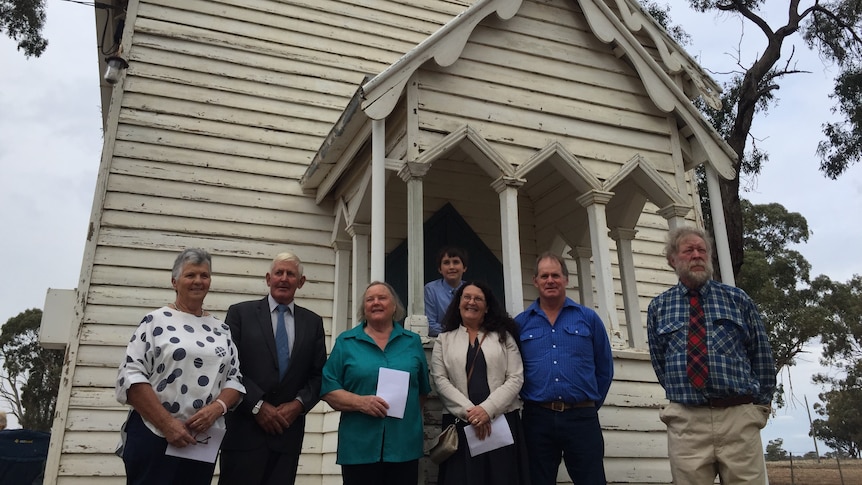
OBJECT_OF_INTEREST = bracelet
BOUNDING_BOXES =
[215,398,228,416]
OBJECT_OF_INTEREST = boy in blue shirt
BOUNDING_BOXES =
[424,246,468,337]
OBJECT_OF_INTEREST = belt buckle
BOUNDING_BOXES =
[550,401,565,412]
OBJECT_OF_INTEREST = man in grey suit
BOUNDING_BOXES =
[219,252,327,485]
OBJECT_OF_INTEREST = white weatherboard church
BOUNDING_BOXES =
[38,0,740,483]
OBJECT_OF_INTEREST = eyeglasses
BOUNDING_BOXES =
[461,295,485,303]
[195,434,211,445]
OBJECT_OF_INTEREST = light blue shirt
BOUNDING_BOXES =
[424,278,463,337]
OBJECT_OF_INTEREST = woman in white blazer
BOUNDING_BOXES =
[431,281,530,485]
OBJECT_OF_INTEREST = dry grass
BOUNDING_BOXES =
[766,459,862,485]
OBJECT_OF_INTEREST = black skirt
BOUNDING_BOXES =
[437,410,531,485]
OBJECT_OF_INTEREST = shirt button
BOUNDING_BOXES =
[552,345,556,348]
[553,361,557,364]
[555,378,559,382]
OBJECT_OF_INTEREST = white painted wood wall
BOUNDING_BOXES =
[43,0,715,483]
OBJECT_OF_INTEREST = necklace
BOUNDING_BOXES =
[171,301,203,317]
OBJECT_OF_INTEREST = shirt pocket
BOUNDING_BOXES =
[562,323,594,360]
[712,318,747,358]
[655,318,687,354]
[519,326,546,359]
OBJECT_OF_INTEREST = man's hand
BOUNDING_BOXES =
[276,400,304,428]
[254,402,291,435]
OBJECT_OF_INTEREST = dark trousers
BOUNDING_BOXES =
[522,404,607,485]
[122,411,216,485]
[219,446,300,485]
[341,459,419,485]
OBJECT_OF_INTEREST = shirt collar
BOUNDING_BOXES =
[268,294,295,314]
[676,279,714,297]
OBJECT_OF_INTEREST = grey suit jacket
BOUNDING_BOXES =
[222,296,326,454]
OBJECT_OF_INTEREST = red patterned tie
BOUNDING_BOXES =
[687,290,708,389]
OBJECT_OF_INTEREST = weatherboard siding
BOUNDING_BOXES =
[44,0,711,482]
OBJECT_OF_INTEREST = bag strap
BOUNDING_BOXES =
[466,332,488,383]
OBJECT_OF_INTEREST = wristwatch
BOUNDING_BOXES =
[252,399,264,415]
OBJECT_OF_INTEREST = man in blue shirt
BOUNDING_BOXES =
[647,226,776,485]
[424,246,468,337]
[515,252,614,485]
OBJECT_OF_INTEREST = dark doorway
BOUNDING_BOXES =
[386,203,505,313]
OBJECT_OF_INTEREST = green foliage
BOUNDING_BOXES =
[0,308,63,431]
[803,451,820,460]
[640,0,691,45]
[812,363,862,458]
[809,275,862,458]
[0,0,47,58]
[641,0,862,277]
[814,275,862,364]
[766,438,790,461]
[736,200,824,371]
[818,66,862,179]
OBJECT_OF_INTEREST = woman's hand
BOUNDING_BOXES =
[185,402,222,436]
[466,405,492,440]
[473,421,492,440]
[162,417,197,448]
[322,390,389,418]
[466,405,490,427]
[357,395,390,418]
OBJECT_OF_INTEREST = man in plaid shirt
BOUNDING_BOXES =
[647,226,776,485]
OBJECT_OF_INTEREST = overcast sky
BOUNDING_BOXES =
[1,0,859,454]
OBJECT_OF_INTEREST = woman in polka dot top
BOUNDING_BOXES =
[116,248,245,484]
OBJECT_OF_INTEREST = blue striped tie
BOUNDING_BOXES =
[276,304,290,379]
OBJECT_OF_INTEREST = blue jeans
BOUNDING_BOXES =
[522,404,606,485]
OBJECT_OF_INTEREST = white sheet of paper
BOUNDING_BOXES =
[376,367,409,419]
[463,415,515,457]
[165,426,226,463]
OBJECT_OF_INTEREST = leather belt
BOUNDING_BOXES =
[698,395,754,408]
[528,400,596,412]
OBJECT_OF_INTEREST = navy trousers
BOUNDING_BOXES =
[522,404,607,485]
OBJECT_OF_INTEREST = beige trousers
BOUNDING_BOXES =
[659,402,770,485]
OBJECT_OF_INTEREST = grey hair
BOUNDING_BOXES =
[271,251,304,277]
[534,251,569,278]
[172,248,212,280]
[664,226,714,266]
[357,281,407,323]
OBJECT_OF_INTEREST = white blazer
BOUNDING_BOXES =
[431,326,524,420]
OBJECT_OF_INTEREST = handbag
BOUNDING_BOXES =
[429,332,488,465]
[429,423,458,464]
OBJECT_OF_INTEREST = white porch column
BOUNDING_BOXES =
[347,223,370,323]
[658,203,692,231]
[609,228,645,349]
[568,246,595,310]
[704,164,735,286]
[371,118,386,281]
[331,239,351,338]
[576,190,621,343]
[398,162,431,336]
[491,176,526,315]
